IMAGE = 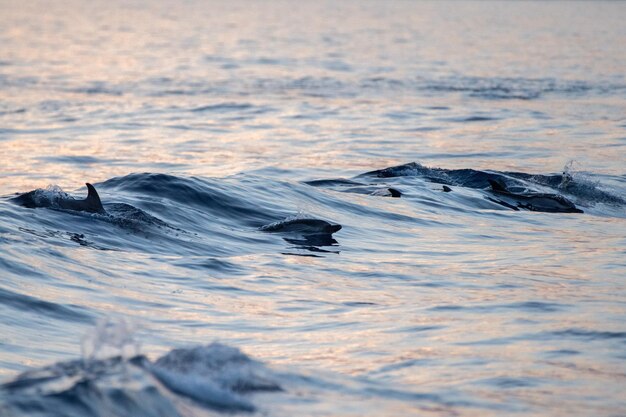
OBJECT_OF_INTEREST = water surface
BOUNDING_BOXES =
[1,1,625,416]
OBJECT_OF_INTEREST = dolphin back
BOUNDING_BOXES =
[488,179,509,193]
[260,218,342,234]
[12,182,106,214]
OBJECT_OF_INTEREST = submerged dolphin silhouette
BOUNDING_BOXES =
[370,188,402,198]
[487,179,583,213]
[12,183,106,214]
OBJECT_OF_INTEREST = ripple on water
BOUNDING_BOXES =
[0,287,92,323]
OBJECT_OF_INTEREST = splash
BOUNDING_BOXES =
[32,185,72,207]
[81,316,142,361]
[560,160,588,189]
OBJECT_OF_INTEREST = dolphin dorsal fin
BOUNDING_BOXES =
[85,183,105,213]
[488,179,508,192]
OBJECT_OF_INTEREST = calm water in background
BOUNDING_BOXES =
[1,1,625,416]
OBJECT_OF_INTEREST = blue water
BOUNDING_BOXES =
[1,1,626,416]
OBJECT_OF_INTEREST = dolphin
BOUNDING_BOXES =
[487,179,583,213]
[12,183,106,214]
[260,218,342,234]
[260,218,342,249]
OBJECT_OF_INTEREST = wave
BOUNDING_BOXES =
[0,287,92,323]
[3,162,625,262]
[0,319,461,417]
[2,172,347,257]
[0,344,280,416]
[3,73,624,102]
[100,173,277,225]
[414,75,597,100]
[352,161,625,211]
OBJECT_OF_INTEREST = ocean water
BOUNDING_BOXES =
[1,0,626,415]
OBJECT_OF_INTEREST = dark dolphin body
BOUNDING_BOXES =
[12,183,106,214]
[487,179,583,213]
[260,218,342,248]
[260,218,342,234]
